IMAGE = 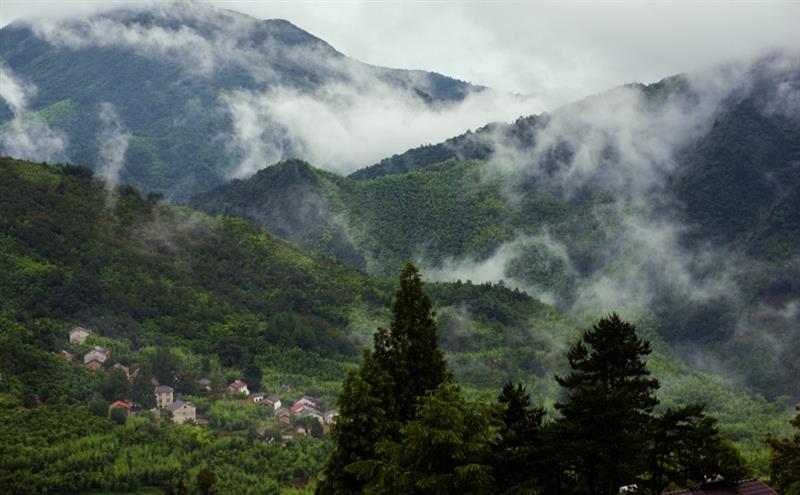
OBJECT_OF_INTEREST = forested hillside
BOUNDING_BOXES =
[0,2,484,198]
[192,53,800,401]
[0,157,793,493]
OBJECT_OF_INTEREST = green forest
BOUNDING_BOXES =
[0,157,798,493]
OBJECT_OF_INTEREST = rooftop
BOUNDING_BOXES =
[666,479,777,495]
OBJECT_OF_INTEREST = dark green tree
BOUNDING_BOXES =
[554,313,660,495]
[317,353,393,494]
[767,405,800,495]
[151,346,180,386]
[645,405,747,494]
[88,396,109,417]
[102,368,130,401]
[197,468,216,495]
[492,381,545,494]
[317,262,448,494]
[131,363,156,409]
[109,405,128,425]
[376,262,448,421]
[351,383,497,495]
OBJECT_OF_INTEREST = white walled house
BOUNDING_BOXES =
[167,400,196,424]
[69,327,91,344]
[83,346,110,364]
[155,385,174,409]
[227,380,249,397]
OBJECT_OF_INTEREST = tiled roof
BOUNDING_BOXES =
[155,385,174,393]
[167,400,193,412]
[666,479,777,495]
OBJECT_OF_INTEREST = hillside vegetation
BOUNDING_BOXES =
[192,56,800,401]
[0,157,793,494]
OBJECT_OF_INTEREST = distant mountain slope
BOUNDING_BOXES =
[0,157,791,477]
[192,53,800,399]
[0,2,483,198]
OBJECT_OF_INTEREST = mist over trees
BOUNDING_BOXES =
[319,265,747,495]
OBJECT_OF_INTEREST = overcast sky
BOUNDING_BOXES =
[2,1,800,110]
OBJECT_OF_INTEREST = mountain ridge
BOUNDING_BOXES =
[0,1,487,198]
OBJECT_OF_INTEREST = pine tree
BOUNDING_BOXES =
[351,383,497,495]
[645,405,747,494]
[492,382,545,494]
[317,262,448,494]
[767,405,800,495]
[554,313,660,495]
[378,262,448,421]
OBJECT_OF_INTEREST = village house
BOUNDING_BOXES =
[263,395,281,410]
[292,396,319,410]
[323,410,338,425]
[666,478,776,495]
[196,378,212,391]
[167,400,196,424]
[155,385,174,409]
[83,346,110,365]
[275,408,292,426]
[251,392,265,404]
[227,380,249,397]
[59,350,74,360]
[69,326,91,344]
[294,406,325,424]
[85,359,103,370]
[108,400,131,416]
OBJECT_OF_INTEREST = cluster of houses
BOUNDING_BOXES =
[62,327,139,381]
[154,385,197,424]
[225,379,339,433]
[64,326,337,434]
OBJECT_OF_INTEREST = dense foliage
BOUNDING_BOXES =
[0,158,794,492]
[768,406,800,494]
[192,59,800,404]
[323,295,751,494]
[0,4,476,199]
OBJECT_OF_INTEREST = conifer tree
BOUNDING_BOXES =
[767,405,800,495]
[554,313,660,495]
[317,262,448,494]
[645,405,747,494]
[379,262,448,421]
[492,382,545,494]
[352,383,497,495]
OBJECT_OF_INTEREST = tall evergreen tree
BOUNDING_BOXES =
[645,405,747,495]
[351,383,497,495]
[317,351,393,494]
[554,313,660,495]
[317,262,448,494]
[767,405,800,495]
[378,262,448,421]
[492,382,545,494]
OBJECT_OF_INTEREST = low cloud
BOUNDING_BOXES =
[0,63,67,162]
[96,102,130,189]
[223,84,537,177]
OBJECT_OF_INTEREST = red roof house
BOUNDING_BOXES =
[108,401,131,415]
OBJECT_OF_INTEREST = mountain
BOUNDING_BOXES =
[0,2,483,199]
[0,157,791,488]
[192,52,800,400]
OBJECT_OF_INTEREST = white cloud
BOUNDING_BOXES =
[96,102,129,188]
[0,63,67,162]
[222,83,538,176]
